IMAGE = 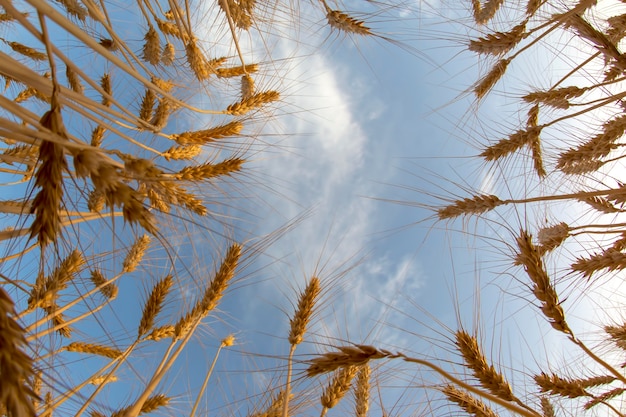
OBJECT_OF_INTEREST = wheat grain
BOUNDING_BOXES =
[91,125,105,147]
[226,91,280,115]
[469,21,527,56]
[173,121,244,145]
[306,345,394,376]
[216,63,259,78]
[122,235,151,273]
[475,58,509,99]
[9,41,47,61]
[142,26,161,65]
[326,10,371,35]
[0,287,37,417]
[90,269,118,299]
[537,222,569,252]
[162,144,201,160]
[147,325,175,341]
[241,74,255,100]
[65,66,84,94]
[174,244,241,338]
[64,342,122,359]
[523,86,586,109]
[320,365,358,409]
[110,394,170,417]
[475,0,505,24]
[571,248,626,279]
[138,275,174,337]
[584,387,625,409]
[480,127,541,161]
[442,384,499,417]
[535,372,589,398]
[354,365,370,417]
[29,105,68,247]
[540,397,555,417]
[289,276,320,345]
[174,157,244,180]
[516,231,570,333]
[162,42,175,65]
[438,194,503,219]
[456,330,515,401]
[156,18,189,42]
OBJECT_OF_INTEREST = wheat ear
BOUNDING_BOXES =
[283,277,321,417]
[354,365,370,417]
[138,275,174,338]
[0,287,37,417]
[474,58,510,99]
[320,365,358,415]
[456,330,515,402]
[442,384,498,417]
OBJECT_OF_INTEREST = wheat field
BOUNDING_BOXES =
[1,0,625,416]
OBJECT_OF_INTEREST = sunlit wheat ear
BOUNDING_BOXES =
[173,157,244,180]
[480,127,542,162]
[216,63,259,78]
[523,86,586,110]
[320,365,358,413]
[580,196,625,214]
[100,73,112,107]
[146,325,175,341]
[30,104,69,247]
[226,90,280,115]
[438,194,504,220]
[534,372,589,399]
[455,330,515,402]
[537,222,569,254]
[91,125,105,147]
[122,235,151,273]
[28,249,85,311]
[63,342,122,359]
[306,345,394,376]
[138,88,157,124]
[138,274,174,338]
[0,287,37,417]
[251,390,290,417]
[162,144,201,160]
[57,0,88,20]
[174,243,242,338]
[289,276,321,345]
[87,190,105,212]
[326,9,372,36]
[217,0,252,30]
[172,121,244,145]
[585,388,626,410]
[469,21,527,56]
[526,0,543,16]
[7,41,47,61]
[156,18,190,42]
[109,394,170,417]
[162,42,175,65]
[571,248,626,279]
[474,58,510,99]
[605,323,626,350]
[540,397,555,417]
[142,26,161,65]
[472,0,505,24]
[557,114,626,171]
[566,14,621,62]
[354,365,370,417]
[186,40,221,81]
[442,384,498,417]
[516,230,570,333]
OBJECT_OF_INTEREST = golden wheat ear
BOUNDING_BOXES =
[0,287,38,417]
